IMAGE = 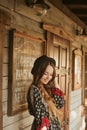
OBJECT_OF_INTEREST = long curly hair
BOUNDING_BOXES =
[31,60,63,123]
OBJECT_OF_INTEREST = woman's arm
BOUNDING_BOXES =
[51,87,65,109]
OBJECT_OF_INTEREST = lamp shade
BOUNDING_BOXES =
[26,0,49,9]
[25,0,50,15]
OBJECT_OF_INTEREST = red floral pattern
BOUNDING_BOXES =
[36,117,50,130]
[51,88,64,97]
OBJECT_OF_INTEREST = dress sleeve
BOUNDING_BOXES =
[51,87,65,109]
[28,86,50,130]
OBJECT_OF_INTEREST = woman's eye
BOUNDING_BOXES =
[44,72,48,75]
[44,72,53,77]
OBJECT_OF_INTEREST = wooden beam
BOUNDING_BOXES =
[63,0,87,5]
[43,24,74,41]
[48,0,86,28]
[77,14,87,17]
[0,9,11,25]
[66,4,87,9]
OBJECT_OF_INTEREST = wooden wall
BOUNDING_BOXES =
[2,29,34,130]
[0,0,87,130]
[69,89,82,130]
[0,22,4,130]
[0,5,43,130]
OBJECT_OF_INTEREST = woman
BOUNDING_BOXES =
[27,55,65,130]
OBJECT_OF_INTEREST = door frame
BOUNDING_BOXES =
[43,24,74,130]
[47,31,72,130]
[82,46,87,107]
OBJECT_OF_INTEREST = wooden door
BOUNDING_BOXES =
[47,32,70,130]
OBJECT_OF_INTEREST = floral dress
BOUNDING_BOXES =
[27,85,65,130]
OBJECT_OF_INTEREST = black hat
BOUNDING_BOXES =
[31,55,56,75]
[48,57,56,66]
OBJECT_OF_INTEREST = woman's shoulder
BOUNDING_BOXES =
[29,85,41,95]
[27,85,41,100]
[28,85,42,101]
[29,85,36,90]
[29,85,38,91]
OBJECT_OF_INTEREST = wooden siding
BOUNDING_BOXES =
[0,0,87,130]
[2,30,34,130]
[69,89,83,130]
[0,22,4,130]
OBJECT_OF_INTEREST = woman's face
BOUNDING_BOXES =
[40,64,53,85]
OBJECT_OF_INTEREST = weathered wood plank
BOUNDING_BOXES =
[0,0,14,10]
[2,77,8,89]
[11,11,44,34]
[71,120,82,130]
[0,9,11,25]
[2,89,8,102]
[69,88,82,130]
[0,22,4,130]
[3,48,8,63]
[43,24,74,41]
[70,100,81,110]
[71,88,81,97]
[3,102,7,115]
[3,111,33,127]
[3,115,34,130]
[3,64,8,76]
[70,107,81,123]
[70,94,81,104]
